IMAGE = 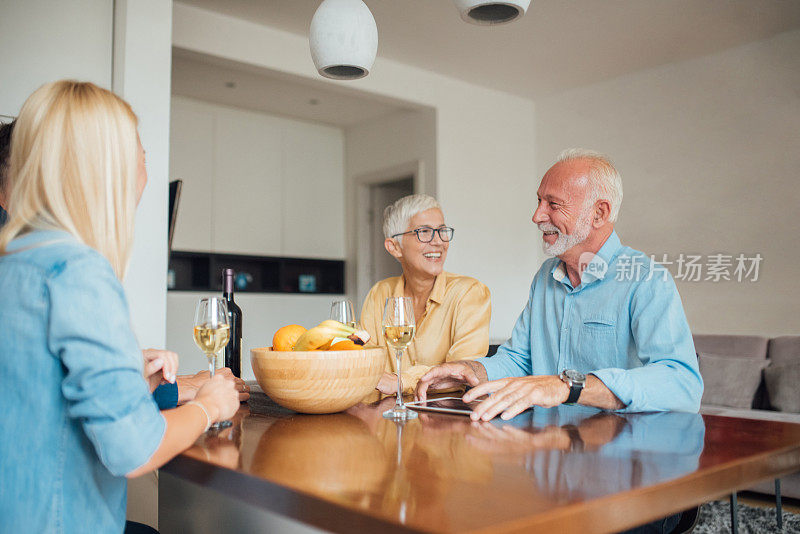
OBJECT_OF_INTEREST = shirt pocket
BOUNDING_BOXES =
[576,317,618,370]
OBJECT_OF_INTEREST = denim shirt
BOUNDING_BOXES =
[0,230,166,533]
[477,232,703,412]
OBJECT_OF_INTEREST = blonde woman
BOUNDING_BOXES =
[360,194,491,396]
[0,81,239,532]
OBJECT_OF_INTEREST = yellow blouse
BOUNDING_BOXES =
[360,271,491,394]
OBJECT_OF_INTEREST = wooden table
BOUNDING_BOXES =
[159,395,800,533]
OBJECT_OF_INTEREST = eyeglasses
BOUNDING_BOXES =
[391,226,455,243]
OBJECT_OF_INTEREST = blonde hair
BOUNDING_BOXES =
[0,81,140,278]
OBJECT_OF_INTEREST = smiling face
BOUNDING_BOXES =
[386,208,449,280]
[532,159,595,257]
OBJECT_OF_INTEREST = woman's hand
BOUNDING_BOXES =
[415,360,486,401]
[142,349,178,393]
[177,368,249,404]
[193,374,240,424]
[376,372,398,394]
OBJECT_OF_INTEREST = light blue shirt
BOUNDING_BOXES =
[0,230,165,533]
[477,231,703,412]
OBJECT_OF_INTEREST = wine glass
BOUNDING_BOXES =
[193,297,232,429]
[382,297,418,420]
[330,299,356,327]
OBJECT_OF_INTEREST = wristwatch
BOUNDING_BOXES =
[559,369,586,404]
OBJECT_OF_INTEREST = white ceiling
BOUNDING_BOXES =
[172,49,414,127]
[177,0,800,100]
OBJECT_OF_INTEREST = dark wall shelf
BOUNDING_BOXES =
[168,251,345,294]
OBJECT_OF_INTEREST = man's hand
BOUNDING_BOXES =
[463,375,569,421]
[142,349,178,393]
[376,372,398,395]
[415,361,488,402]
[177,368,250,404]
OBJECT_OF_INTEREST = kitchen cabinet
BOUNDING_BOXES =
[282,121,345,258]
[212,107,283,255]
[169,98,214,252]
[169,96,345,258]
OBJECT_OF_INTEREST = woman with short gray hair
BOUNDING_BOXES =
[360,193,491,396]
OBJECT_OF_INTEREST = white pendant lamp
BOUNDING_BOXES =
[453,0,531,25]
[309,0,378,80]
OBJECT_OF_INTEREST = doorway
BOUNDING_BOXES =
[367,176,414,285]
[354,170,417,307]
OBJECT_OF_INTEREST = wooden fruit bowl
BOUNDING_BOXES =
[250,346,385,414]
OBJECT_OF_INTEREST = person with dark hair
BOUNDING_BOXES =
[0,120,14,225]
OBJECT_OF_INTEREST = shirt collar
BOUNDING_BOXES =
[428,272,447,304]
[582,231,622,283]
[550,231,623,287]
[391,273,447,304]
[6,228,75,252]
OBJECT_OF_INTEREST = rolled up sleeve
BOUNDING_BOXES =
[47,254,165,476]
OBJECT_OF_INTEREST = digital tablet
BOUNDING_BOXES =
[405,396,483,416]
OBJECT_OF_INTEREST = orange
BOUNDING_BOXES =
[329,339,363,351]
[273,325,307,351]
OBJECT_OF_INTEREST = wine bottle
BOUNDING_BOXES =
[222,268,242,378]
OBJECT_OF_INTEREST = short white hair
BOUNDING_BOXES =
[383,194,441,239]
[556,148,623,222]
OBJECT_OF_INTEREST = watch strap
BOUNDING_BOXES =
[565,382,582,404]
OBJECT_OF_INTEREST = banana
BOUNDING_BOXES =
[293,320,356,351]
[317,320,356,334]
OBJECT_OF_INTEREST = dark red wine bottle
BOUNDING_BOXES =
[222,268,242,378]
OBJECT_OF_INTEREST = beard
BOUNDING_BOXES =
[538,210,593,257]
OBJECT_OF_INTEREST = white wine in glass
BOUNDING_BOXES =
[382,297,418,420]
[193,324,230,355]
[383,325,415,351]
[193,297,232,429]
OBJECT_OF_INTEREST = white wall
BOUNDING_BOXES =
[115,0,173,350]
[345,109,437,196]
[172,3,541,342]
[535,29,800,337]
[0,0,112,116]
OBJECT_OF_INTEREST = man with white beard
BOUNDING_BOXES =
[416,149,703,419]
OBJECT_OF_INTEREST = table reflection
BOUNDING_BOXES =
[185,407,246,469]
[189,395,706,530]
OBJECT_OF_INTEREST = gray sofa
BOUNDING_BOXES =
[694,334,800,499]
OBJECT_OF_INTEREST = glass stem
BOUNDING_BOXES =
[208,352,216,378]
[395,349,404,408]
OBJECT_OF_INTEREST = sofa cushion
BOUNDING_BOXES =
[698,353,769,409]
[767,336,800,366]
[764,361,800,413]
[693,334,768,360]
